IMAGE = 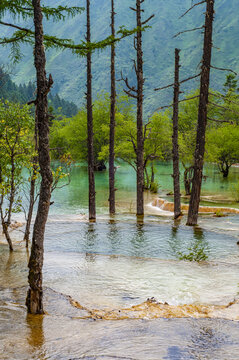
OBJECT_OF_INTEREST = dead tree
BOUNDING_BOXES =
[109,0,116,215]
[26,0,53,314]
[187,0,215,226]
[135,0,144,217]
[86,0,96,221]
[172,48,181,219]
[121,1,154,217]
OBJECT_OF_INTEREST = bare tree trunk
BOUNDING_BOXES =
[0,204,13,252]
[26,0,53,314]
[184,166,194,196]
[86,0,96,221]
[109,0,116,215]
[7,153,16,226]
[144,167,149,189]
[24,113,38,248]
[0,165,13,251]
[24,165,36,248]
[136,0,144,217]
[150,163,155,187]
[172,48,181,219]
[187,0,214,226]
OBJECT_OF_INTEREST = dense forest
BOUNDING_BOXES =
[0,67,78,116]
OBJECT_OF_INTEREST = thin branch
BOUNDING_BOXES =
[152,95,200,113]
[209,92,239,106]
[142,14,155,25]
[154,74,200,91]
[209,101,239,115]
[210,65,237,75]
[173,26,204,38]
[179,1,206,19]
[207,117,234,124]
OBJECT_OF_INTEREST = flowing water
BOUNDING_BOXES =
[1,163,239,359]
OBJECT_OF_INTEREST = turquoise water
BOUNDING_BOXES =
[50,162,239,216]
[1,162,239,359]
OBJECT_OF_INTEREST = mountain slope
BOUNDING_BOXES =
[0,0,238,116]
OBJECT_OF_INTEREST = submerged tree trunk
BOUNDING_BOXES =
[187,0,214,226]
[219,161,230,178]
[109,0,116,215]
[26,0,53,314]
[136,0,144,217]
[172,48,181,219]
[86,0,96,221]
[183,166,194,196]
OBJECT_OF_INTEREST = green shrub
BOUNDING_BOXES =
[150,181,159,194]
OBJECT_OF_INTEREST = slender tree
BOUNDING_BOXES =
[187,0,215,226]
[24,109,38,248]
[26,0,53,314]
[109,0,116,215]
[172,48,181,219]
[86,0,96,221]
[135,0,144,217]
[120,2,153,216]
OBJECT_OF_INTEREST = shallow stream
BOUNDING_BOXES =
[0,163,239,359]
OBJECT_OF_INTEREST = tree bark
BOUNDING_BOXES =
[26,0,53,314]
[0,166,13,252]
[7,153,16,226]
[136,0,144,217]
[24,112,38,248]
[86,0,96,221]
[187,0,214,226]
[184,166,194,196]
[109,0,116,215]
[172,48,181,219]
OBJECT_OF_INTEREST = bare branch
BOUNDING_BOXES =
[209,101,239,115]
[207,117,234,124]
[179,1,206,19]
[210,65,237,76]
[123,89,138,99]
[154,74,200,91]
[173,26,204,38]
[209,92,239,105]
[142,14,155,25]
[152,95,200,113]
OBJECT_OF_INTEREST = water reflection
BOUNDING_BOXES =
[26,314,46,359]
[130,223,147,257]
[169,226,210,262]
[107,221,121,253]
[84,222,98,251]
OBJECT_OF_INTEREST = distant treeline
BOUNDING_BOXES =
[0,68,78,117]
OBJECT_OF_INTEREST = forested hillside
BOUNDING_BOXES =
[0,68,78,116]
[0,0,238,115]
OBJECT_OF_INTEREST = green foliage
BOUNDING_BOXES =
[214,210,226,217]
[1,0,238,111]
[0,100,34,218]
[206,125,239,175]
[0,67,78,117]
[177,244,208,262]
[50,92,172,174]
[149,181,159,194]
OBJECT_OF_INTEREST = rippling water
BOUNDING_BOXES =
[1,163,239,359]
[1,215,239,359]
